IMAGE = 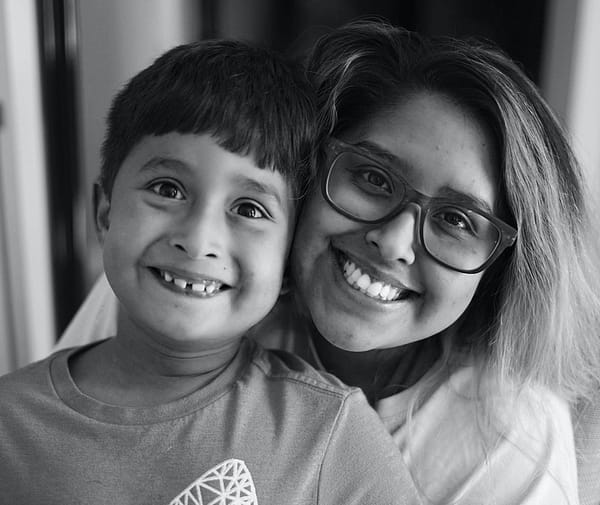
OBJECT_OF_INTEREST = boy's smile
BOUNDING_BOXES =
[97,133,294,351]
[153,267,228,297]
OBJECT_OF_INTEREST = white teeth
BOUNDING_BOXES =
[191,282,205,292]
[348,269,361,284]
[367,282,383,297]
[341,258,407,301]
[344,262,356,276]
[159,270,222,295]
[380,283,390,299]
[356,274,371,290]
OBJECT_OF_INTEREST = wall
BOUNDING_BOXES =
[542,0,600,194]
[0,0,55,372]
[75,0,202,287]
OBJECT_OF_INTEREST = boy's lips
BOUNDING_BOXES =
[334,249,420,303]
[148,266,232,297]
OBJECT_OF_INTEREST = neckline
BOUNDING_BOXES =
[50,338,254,425]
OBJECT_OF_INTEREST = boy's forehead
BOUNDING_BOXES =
[120,133,293,201]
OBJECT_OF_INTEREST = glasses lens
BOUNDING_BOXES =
[423,205,501,271]
[327,152,405,221]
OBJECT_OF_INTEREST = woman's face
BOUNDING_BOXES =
[291,92,500,351]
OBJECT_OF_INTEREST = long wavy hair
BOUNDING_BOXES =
[306,20,600,406]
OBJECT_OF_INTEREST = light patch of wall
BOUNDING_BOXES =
[542,0,600,195]
[0,0,56,370]
[76,0,201,287]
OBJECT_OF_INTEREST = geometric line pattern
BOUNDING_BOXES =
[168,458,258,505]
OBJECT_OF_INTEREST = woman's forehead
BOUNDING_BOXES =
[339,93,501,212]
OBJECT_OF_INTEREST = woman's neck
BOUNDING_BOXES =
[310,326,441,405]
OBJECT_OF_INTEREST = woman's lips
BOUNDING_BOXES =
[336,251,418,302]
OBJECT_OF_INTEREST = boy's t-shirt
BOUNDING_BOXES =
[54,275,581,504]
[0,337,419,505]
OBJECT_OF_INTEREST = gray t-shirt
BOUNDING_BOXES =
[0,338,419,504]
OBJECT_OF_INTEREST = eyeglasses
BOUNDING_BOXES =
[321,138,517,274]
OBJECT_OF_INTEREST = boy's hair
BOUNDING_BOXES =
[307,20,600,404]
[100,39,316,199]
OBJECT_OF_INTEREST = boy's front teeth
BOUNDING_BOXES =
[174,278,187,289]
[159,270,221,293]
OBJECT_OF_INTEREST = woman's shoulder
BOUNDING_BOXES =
[391,363,579,504]
[427,362,574,464]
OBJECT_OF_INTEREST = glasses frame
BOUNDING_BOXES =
[321,138,518,274]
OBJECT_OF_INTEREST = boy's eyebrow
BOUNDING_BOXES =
[139,157,188,173]
[139,157,284,206]
[352,140,494,214]
[234,175,284,207]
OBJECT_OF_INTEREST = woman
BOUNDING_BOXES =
[58,22,600,504]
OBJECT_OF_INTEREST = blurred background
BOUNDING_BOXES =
[0,0,598,374]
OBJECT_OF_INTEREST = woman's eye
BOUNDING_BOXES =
[232,201,267,219]
[357,167,392,193]
[436,208,474,232]
[150,181,184,200]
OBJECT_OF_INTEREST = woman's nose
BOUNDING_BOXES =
[168,205,225,259]
[364,205,419,264]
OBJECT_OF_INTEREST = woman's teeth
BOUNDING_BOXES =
[342,259,404,301]
[159,270,222,295]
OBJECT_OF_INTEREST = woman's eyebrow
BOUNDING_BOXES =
[436,187,494,215]
[352,140,409,168]
[352,141,495,214]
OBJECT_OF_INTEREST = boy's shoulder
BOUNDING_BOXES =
[0,349,65,404]
[247,341,357,399]
[0,351,56,384]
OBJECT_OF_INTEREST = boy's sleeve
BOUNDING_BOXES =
[318,390,421,505]
[54,273,118,350]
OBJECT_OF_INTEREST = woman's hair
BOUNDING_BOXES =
[306,20,600,405]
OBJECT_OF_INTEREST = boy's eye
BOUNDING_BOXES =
[232,201,268,219]
[149,181,184,200]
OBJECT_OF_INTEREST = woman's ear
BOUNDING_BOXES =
[94,182,111,245]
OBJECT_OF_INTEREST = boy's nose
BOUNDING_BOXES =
[364,205,418,264]
[168,206,225,259]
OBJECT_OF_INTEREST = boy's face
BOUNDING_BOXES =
[97,133,294,351]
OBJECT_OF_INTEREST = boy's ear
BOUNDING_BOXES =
[94,181,111,244]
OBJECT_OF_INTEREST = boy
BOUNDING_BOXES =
[0,41,415,504]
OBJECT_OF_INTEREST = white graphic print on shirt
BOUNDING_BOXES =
[168,458,258,505]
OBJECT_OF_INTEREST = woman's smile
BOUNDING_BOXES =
[335,248,420,303]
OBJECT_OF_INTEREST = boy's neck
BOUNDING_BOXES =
[69,316,242,407]
[111,326,241,377]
